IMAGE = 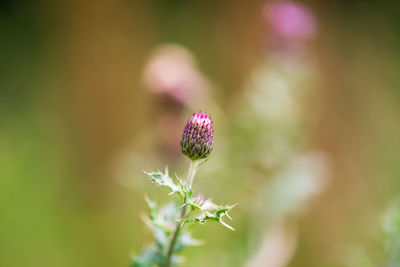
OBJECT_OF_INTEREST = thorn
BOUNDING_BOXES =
[221,220,235,231]
[220,214,235,231]
[139,213,152,227]
[229,203,239,209]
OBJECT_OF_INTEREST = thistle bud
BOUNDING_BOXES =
[180,112,214,161]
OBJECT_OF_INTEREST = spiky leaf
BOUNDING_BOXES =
[145,169,181,196]
[185,203,236,231]
[132,246,162,267]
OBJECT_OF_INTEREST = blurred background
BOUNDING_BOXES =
[1,0,400,266]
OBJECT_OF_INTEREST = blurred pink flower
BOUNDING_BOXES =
[263,1,316,41]
[196,194,205,203]
[143,44,207,106]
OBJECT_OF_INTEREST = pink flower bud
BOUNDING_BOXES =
[180,112,214,161]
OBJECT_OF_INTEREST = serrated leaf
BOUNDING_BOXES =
[175,176,192,203]
[186,197,218,212]
[145,168,181,196]
[144,196,158,221]
[140,214,169,248]
[132,245,162,267]
[184,203,236,231]
[159,202,180,226]
[142,200,180,248]
[200,199,218,211]
[170,255,182,267]
[174,232,203,252]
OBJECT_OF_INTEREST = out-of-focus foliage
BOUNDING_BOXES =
[383,197,400,267]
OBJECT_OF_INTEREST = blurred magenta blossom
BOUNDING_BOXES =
[143,44,208,106]
[263,1,316,41]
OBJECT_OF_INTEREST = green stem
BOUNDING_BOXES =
[163,161,198,267]
[162,206,186,267]
[187,160,199,187]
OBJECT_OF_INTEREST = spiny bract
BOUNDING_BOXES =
[180,112,214,161]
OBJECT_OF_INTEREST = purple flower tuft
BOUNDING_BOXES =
[180,112,214,161]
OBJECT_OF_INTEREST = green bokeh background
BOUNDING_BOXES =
[1,0,400,266]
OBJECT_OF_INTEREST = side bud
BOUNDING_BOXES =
[180,112,214,161]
